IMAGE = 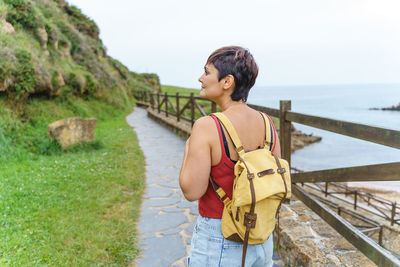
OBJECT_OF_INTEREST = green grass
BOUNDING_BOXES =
[159,84,219,120]
[0,97,145,266]
[161,84,200,95]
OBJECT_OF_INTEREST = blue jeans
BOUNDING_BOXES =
[187,215,273,267]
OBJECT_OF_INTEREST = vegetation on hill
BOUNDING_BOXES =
[161,84,200,95]
[0,1,153,265]
[0,0,160,109]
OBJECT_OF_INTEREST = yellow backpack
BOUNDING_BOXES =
[210,112,291,267]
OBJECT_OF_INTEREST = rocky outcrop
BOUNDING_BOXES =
[36,25,48,48]
[291,127,322,152]
[275,126,322,152]
[370,103,400,111]
[0,19,15,34]
[47,117,97,148]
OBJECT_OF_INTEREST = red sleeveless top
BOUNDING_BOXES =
[198,114,277,218]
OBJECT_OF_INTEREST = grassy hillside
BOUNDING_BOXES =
[0,1,153,265]
[161,84,200,95]
[0,0,159,108]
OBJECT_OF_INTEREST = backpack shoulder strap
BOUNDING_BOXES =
[260,112,273,151]
[212,112,245,156]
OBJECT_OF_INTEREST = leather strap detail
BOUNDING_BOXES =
[271,152,289,258]
[226,233,243,242]
[242,170,257,267]
[244,212,257,228]
[257,169,275,177]
[242,227,251,267]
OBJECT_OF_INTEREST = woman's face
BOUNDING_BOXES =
[198,63,224,100]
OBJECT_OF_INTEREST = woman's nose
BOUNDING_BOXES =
[198,75,203,83]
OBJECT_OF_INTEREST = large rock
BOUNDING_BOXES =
[36,25,48,49]
[47,117,97,148]
[0,19,15,34]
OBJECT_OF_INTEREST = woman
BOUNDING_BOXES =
[179,46,281,267]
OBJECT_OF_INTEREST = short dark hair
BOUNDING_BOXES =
[207,46,258,102]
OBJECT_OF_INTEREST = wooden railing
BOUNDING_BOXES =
[135,90,217,126]
[301,181,400,246]
[303,181,400,226]
[133,90,400,266]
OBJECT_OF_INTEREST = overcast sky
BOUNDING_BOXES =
[67,0,400,89]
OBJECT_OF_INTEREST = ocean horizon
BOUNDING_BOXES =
[248,83,400,191]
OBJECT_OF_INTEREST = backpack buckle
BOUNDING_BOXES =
[244,212,257,228]
[277,168,286,174]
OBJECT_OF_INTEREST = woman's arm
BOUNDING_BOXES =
[179,117,214,201]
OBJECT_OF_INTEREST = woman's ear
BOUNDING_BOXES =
[222,74,235,91]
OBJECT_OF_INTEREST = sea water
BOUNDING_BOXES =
[248,84,400,190]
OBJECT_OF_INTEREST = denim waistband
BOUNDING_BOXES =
[195,215,223,236]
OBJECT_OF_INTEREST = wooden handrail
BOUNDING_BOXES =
[286,111,400,149]
[292,162,400,183]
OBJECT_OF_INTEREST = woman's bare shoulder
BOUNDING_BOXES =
[193,115,215,129]
[191,116,217,138]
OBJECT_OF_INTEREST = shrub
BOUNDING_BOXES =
[51,70,59,89]
[56,22,81,56]
[5,0,38,31]
[63,4,99,39]
[66,72,82,94]
[85,74,97,94]
[7,49,37,99]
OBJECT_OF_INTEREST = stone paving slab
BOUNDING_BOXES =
[127,107,281,267]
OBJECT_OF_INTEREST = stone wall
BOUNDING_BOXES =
[275,197,376,266]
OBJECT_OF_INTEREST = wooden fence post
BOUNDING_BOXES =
[165,92,168,117]
[190,93,195,126]
[379,226,383,246]
[279,100,292,164]
[151,92,154,109]
[325,182,329,197]
[354,191,358,210]
[391,202,396,226]
[157,92,161,113]
[176,93,180,122]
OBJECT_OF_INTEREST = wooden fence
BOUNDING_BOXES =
[305,181,400,226]
[133,90,400,266]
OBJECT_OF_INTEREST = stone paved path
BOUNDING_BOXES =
[127,107,197,267]
[127,107,281,267]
